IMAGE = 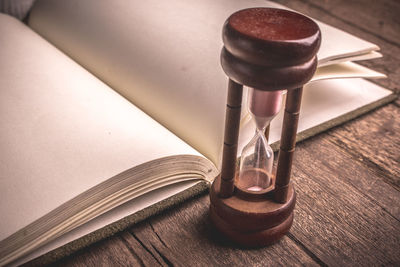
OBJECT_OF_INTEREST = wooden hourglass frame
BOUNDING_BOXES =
[209,8,321,246]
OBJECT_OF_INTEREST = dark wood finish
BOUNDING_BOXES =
[210,175,295,231]
[53,1,400,266]
[220,7,320,91]
[275,87,303,203]
[213,7,320,245]
[221,48,318,91]
[223,8,321,67]
[210,205,294,247]
[219,79,243,198]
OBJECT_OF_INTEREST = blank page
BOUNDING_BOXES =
[0,14,199,241]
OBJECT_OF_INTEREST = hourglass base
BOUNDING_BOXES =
[209,175,296,247]
[210,206,293,247]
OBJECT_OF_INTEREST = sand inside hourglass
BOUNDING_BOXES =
[236,168,272,191]
[236,89,283,192]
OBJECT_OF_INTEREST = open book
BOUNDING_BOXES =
[0,0,394,265]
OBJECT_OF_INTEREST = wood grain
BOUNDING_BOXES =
[57,194,319,267]
[291,129,400,266]
[327,104,400,191]
[52,0,400,266]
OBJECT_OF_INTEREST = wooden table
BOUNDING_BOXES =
[54,1,399,266]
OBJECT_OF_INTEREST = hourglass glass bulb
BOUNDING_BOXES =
[249,89,283,130]
[236,88,283,192]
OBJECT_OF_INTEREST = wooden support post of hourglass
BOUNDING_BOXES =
[275,87,304,203]
[210,7,321,246]
[219,79,243,198]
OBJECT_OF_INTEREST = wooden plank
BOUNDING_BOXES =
[55,194,320,266]
[57,126,400,266]
[327,104,400,190]
[57,120,400,267]
[130,196,320,266]
[288,127,400,266]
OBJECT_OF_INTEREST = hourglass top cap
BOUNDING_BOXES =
[223,8,321,67]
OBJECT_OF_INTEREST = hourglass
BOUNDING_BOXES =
[236,89,282,192]
[210,7,321,246]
